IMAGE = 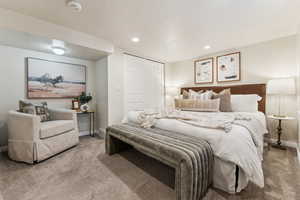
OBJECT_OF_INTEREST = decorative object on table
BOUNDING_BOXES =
[26,57,86,99]
[72,99,80,111]
[217,52,241,82]
[267,115,295,150]
[194,58,214,84]
[80,104,89,112]
[267,78,295,117]
[76,92,93,112]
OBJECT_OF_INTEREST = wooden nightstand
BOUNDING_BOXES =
[267,115,295,150]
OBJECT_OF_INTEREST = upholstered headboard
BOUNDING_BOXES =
[180,84,266,113]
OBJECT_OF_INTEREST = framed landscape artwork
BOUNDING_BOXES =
[194,58,214,84]
[26,57,86,99]
[217,52,241,82]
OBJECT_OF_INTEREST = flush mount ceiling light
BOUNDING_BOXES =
[51,40,66,55]
[204,45,211,50]
[66,0,82,12]
[131,37,140,43]
[52,47,65,55]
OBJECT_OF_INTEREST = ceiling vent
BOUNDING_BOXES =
[66,0,82,12]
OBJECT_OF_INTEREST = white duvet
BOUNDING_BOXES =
[125,111,267,188]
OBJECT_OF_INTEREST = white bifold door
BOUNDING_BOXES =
[124,54,165,114]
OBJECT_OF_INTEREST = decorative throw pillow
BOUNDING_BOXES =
[182,90,189,99]
[189,89,211,100]
[19,100,36,114]
[175,98,220,112]
[19,100,51,122]
[212,89,232,112]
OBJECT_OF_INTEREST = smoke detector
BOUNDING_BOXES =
[66,0,82,12]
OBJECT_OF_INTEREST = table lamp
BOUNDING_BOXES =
[267,78,295,117]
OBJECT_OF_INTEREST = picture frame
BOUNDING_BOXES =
[26,57,86,99]
[217,52,241,83]
[194,57,214,84]
[72,99,80,111]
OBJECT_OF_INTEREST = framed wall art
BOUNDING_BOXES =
[217,52,241,82]
[26,57,86,99]
[194,57,214,84]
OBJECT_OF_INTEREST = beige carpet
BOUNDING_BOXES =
[0,136,299,200]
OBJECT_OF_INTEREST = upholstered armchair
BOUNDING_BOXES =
[8,108,79,164]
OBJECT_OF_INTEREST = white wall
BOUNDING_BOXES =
[95,57,108,134]
[0,45,97,146]
[107,49,125,125]
[95,49,125,136]
[166,35,298,143]
[297,26,300,147]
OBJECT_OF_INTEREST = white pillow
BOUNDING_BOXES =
[231,94,262,112]
[189,89,212,100]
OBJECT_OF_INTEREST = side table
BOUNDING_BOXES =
[76,111,95,137]
[267,115,295,150]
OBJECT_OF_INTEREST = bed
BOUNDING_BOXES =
[108,84,267,195]
[178,84,267,193]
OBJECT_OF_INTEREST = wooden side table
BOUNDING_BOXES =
[76,111,95,137]
[267,115,295,150]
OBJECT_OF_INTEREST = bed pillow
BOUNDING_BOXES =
[189,89,211,100]
[182,90,189,99]
[212,89,232,112]
[231,94,262,112]
[175,98,220,112]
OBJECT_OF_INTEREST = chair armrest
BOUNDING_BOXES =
[8,111,41,141]
[48,108,76,120]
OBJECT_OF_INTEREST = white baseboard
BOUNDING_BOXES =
[267,138,298,149]
[0,146,7,152]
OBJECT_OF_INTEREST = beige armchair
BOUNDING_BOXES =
[8,108,79,164]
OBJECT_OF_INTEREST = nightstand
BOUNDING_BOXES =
[267,115,295,150]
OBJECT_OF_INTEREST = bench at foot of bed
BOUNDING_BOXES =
[106,124,214,200]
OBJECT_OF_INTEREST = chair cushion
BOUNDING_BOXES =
[40,120,74,139]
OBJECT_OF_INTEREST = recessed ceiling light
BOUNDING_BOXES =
[66,0,82,12]
[131,37,140,43]
[204,45,211,49]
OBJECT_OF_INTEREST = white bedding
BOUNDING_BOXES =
[125,110,267,190]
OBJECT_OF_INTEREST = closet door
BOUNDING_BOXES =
[124,55,164,114]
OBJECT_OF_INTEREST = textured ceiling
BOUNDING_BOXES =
[0,0,299,62]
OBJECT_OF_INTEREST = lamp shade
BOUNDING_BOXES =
[267,78,295,95]
[165,86,179,97]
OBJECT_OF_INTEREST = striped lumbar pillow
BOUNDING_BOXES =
[189,90,212,100]
[175,98,220,112]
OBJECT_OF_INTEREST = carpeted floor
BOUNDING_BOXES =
[0,136,299,200]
